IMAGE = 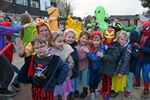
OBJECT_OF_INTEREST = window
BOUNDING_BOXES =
[15,0,28,6]
[45,1,48,10]
[40,0,51,11]
[31,0,39,8]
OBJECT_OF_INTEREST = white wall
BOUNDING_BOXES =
[40,0,51,11]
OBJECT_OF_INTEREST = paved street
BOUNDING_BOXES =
[0,53,149,100]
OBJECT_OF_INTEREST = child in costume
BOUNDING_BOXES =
[76,31,90,98]
[134,20,150,88]
[124,31,140,97]
[137,20,150,98]
[103,28,116,47]
[64,29,79,99]
[16,37,69,100]
[97,31,123,99]
[83,31,106,100]
[110,31,131,98]
[49,33,74,100]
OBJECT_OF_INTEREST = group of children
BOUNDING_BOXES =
[0,11,150,100]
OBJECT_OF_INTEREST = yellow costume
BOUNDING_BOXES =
[65,16,82,40]
[47,7,59,32]
[111,74,127,93]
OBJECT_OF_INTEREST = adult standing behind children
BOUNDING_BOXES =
[0,23,31,97]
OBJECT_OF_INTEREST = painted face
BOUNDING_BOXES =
[118,36,127,46]
[33,42,48,57]
[93,36,101,48]
[104,28,115,43]
[65,32,75,44]
[54,36,64,50]
[130,20,135,25]
[38,25,51,41]
[79,35,89,46]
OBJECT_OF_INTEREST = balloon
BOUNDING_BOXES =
[94,6,108,34]
[47,7,59,32]
[65,16,82,40]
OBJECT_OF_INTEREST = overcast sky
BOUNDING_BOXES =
[69,0,148,18]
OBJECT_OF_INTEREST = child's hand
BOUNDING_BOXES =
[118,73,122,78]
[133,43,140,48]
[23,23,31,28]
[15,38,22,46]
[82,47,89,53]
[97,51,104,58]
[15,38,25,56]
[104,45,108,50]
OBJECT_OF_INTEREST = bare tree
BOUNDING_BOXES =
[57,0,73,18]
[139,0,150,17]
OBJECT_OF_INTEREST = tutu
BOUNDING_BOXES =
[54,79,73,96]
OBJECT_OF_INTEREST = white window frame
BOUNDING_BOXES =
[15,0,28,6]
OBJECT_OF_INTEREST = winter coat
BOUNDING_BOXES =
[88,45,106,89]
[70,42,79,79]
[116,43,132,75]
[101,41,122,75]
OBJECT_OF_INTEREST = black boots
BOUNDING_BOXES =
[110,91,119,98]
[74,90,79,98]
[80,87,88,99]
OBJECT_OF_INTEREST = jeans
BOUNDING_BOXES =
[135,59,143,80]
[71,78,79,91]
[0,54,14,89]
[79,68,89,88]
[125,72,133,92]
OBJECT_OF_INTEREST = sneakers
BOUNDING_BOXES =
[124,91,131,97]
[80,87,88,99]
[103,91,110,99]
[141,89,149,98]
[133,82,140,88]
[95,90,99,97]
[91,93,96,100]
[10,84,21,92]
[110,91,119,98]
[133,79,140,88]
[0,88,16,97]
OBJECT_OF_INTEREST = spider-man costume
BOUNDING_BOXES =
[135,20,150,95]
